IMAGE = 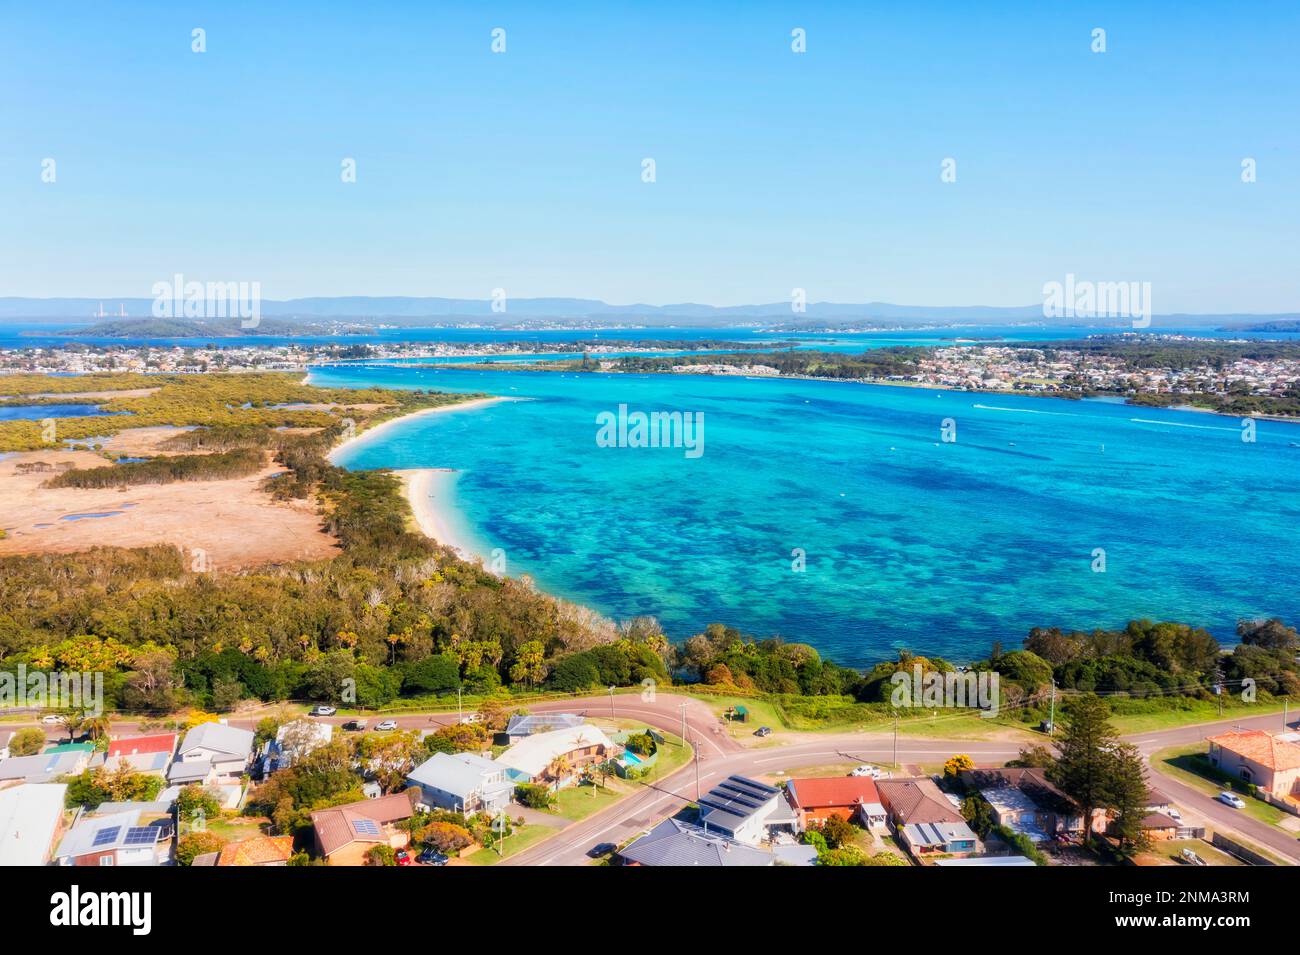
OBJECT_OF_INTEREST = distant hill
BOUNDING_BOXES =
[1,296,1294,328]
[1220,318,1300,333]
[44,317,345,338]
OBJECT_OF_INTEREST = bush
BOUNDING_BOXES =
[418,821,474,855]
[367,844,397,866]
[176,831,225,866]
[514,783,554,810]
[6,727,46,757]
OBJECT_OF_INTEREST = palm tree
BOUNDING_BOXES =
[83,713,113,748]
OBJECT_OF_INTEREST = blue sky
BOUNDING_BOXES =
[1,2,1297,311]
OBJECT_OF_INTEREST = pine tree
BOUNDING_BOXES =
[1047,693,1116,848]
[1106,742,1153,857]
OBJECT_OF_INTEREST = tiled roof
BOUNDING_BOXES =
[310,791,416,857]
[785,777,880,810]
[218,835,294,866]
[107,734,177,758]
[876,778,965,826]
[1208,730,1300,772]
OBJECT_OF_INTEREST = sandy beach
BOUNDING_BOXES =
[326,395,514,464]
[395,468,487,562]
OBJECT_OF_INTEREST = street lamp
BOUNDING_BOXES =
[608,686,615,718]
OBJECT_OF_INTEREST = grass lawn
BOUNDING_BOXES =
[462,823,555,865]
[1147,838,1243,867]
[203,815,269,841]
[1109,700,1292,735]
[1151,744,1289,827]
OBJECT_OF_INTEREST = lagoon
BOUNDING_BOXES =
[317,361,1300,667]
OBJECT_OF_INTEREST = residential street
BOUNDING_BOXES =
[10,695,1297,866]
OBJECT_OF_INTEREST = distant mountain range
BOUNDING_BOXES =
[1,296,1296,329]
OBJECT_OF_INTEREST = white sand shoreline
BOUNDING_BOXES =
[326,395,514,463]
[396,467,486,562]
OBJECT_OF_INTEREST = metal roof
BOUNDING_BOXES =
[619,818,774,867]
[697,775,779,833]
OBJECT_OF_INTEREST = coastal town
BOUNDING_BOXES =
[3,694,1298,869]
[6,336,1300,415]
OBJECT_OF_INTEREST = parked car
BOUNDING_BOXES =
[754,726,772,738]
[41,714,62,724]
[341,719,368,732]
[459,713,482,725]
[417,848,449,866]
[849,764,882,778]
[394,849,413,866]
[1180,848,1206,866]
[1166,807,1182,821]
[309,705,337,716]
[1217,791,1246,809]
[375,719,399,731]
[587,842,617,859]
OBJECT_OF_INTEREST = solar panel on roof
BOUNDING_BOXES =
[353,818,381,836]
[91,826,122,847]
[123,827,159,846]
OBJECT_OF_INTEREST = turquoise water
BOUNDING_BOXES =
[315,362,1300,666]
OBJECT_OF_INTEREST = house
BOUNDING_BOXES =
[1135,812,1180,842]
[215,835,295,866]
[262,720,334,775]
[1206,730,1300,799]
[0,748,93,784]
[877,777,978,857]
[619,817,777,866]
[169,722,255,785]
[499,712,586,745]
[105,734,177,777]
[406,751,513,815]
[958,767,1085,837]
[310,790,418,865]
[53,808,171,867]
[497,724,614,789]
[0,783,68,866]
[933,855,1036,867]
[696,775,796,845]
[784,777,887,831]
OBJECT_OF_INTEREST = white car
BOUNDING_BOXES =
[458,713,482,725]
[849,764,882,778]
[1166,807,1182,821]
[1217,791,1246,809]
[41,714,62,724]
[309,705,337,717]
[375,719,399,731]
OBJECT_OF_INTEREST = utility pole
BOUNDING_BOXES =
[1048,680,1057,737]
[457,687,463,724]
[694,745,701,801]
[892,718,898,770]
[609,686,616,719]
[680,702,688,743]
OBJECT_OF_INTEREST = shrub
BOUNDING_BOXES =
[514,783,554,810]
[176,831,225,866]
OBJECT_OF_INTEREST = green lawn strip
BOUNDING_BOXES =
[1151,744,1288,827]
[462,823,554,865]
[1109,700,1292,735]
[1149,838,1243,867]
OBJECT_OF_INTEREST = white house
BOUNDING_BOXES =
[53,808,171,867]
[497,724,615,789]
[169,722,255,784]
[406,752,513,815]
[263,720,334,775]
[0,783,68,866]
[696,775,794,846]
